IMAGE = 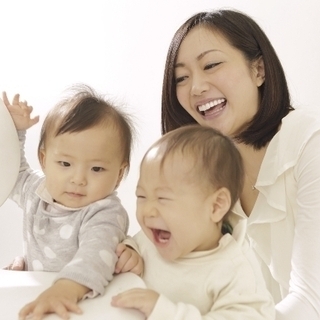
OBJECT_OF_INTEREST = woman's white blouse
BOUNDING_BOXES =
[234,108,320,319]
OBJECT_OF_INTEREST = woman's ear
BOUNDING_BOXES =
[253,56,265,87]
[210,187,231,223]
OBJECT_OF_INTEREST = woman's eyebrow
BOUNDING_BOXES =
[197,49,220,60]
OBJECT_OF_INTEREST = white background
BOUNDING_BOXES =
[0,0,319,267]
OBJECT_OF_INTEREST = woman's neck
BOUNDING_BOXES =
[236,143,267,179]
[235,142,268,216]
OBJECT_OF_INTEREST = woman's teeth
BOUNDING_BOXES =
[198,98,225,112]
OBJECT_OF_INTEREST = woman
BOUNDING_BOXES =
[161,9,320,319]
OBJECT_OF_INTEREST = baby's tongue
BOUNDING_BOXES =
[158,230,171,243]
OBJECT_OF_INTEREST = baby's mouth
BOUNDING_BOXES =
[197,98,226,116]
[66,192,84,198]
[152,228,171,244]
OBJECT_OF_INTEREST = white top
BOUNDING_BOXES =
[125,222,275,319]
[234,108,320,319]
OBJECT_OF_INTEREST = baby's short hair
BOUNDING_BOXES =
[38,84,135,175]
[144,125,244,214]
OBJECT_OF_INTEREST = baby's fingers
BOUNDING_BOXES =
[115,243,127,257]
[2,91,20,107]
[26,113,40,127]
[18,301,38,320]
[19,299,82,320]
[111,289,137,308]
[55,299,83,319]
[18,101,40,126]
[2,92,26,115]
[19,100,30,111]
[115,246,134,273]
[2,91,11,107]
[12,93,21,106]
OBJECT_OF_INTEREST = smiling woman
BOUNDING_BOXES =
[175,27,265,138]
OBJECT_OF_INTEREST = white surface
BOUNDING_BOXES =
[0,270,145,319]
[0,98,20,206]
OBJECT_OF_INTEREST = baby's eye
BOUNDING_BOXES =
[59,161,70,167]
[92,167,105,172]
[158,197,171,202]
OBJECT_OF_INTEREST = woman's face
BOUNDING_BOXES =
[175,26,265,137]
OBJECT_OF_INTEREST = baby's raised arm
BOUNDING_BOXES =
[2,91,39,130]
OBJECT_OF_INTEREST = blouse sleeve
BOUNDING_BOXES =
[276,130,320,319]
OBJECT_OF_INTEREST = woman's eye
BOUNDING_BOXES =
[92,167,104,172]
[59,161,70,167]
[175,75,188,84]
[204,62,221,70]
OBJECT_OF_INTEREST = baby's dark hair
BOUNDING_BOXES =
[38,84,135,176]
[144,125,244,233]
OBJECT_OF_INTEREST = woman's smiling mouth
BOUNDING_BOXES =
[197,98,226,116]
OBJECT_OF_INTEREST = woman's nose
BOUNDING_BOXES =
[191,73,210,96]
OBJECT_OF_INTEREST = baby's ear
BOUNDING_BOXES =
[38,149,46,170]
[210,187,231,223]
[114,163,128,189]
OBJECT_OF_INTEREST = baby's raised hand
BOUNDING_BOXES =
[2,91,39,130]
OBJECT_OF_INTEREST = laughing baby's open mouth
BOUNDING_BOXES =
[152,228,171,243]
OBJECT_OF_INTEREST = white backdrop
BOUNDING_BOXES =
[0,0,319,267]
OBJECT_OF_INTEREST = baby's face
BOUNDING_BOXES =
[136,149,221,261]
[39,125,126,208]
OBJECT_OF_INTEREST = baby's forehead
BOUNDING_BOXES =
[142,149,199,178]
[139,158,210,194]
[45,122,122,149]
[145,145,196,165]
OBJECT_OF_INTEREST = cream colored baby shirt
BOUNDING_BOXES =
[126,229,275,320]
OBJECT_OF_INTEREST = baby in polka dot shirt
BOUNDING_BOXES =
[2,85,134,320]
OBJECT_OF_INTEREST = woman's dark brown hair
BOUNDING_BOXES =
[161,9,294,149]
